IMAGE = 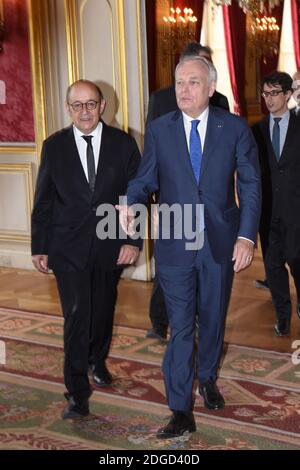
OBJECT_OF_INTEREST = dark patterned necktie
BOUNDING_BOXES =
[82,135,96,191]
[271,117,281,161]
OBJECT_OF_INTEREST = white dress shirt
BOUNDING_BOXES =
[182,107,209,152]
[73,122,102,182]
[269,110,290,157]
[181,107,254,245]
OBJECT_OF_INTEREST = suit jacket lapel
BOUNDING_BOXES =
[93,121,113,199]
[280,113,298,164]
[92,121,111,201]
[64,126,92,193]
[260,116,278,163]
[200,107,224,180]
[261,115,297,166]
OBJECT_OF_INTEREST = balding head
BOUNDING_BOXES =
[66,79,103,103]
[66,79,106,135]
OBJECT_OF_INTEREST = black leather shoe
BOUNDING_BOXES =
[62,396,89,419]
[199,381,225,410]
[253,279,269,290]
[146,327,167,340]
[93,367,112,387]
[156,411,196,439]
[274,319,290,336]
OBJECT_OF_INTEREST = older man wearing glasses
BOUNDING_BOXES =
[31,80,141,419]
[252,71,300,337]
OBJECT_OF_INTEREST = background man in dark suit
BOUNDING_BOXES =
[252,71,300,336]
[31,80,141,419]
[118,57,260,438]
[146,42,230,341]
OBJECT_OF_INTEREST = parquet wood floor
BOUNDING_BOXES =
[0,253,298,353]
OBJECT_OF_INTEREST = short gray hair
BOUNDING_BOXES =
[175,56,217,84]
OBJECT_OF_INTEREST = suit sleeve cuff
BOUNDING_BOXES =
[238,236,254,245]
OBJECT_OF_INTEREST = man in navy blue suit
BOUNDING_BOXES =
[118,57,261,438]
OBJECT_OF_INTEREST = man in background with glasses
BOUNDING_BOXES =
[31,80,141,419]
[252,71,300,337]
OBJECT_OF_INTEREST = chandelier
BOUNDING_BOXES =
[210,1,282,14]
[209,1,282,60]
[161,7,197,65]
[249,15,280,60]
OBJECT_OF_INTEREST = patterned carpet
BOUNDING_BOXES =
[0,307,300,450]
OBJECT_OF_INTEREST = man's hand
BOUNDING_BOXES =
[32,254,49,274]
[232,239,254,273]
[117,245,139,265]
[115,204,135,236]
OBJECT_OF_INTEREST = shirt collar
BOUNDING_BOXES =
[182,106,209,126]
[270,109,289,123]
[73,121,102,139]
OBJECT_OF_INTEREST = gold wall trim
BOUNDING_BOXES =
[136,0,145,136]
[44,0,56,133]
[0,163,33,243]
[136,1,151,280]
[115,0,128,131]
[0,146,35,154]
[79,0,88,77]
[0,233,30,243]
[27,0,47,162]
[108,1,116,100]
[65,0,80,84]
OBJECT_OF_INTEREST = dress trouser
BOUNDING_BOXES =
[149,274,169,330]
[157,236,234,411]
[265,218,300,321]
[54,244,122,401]
[259,214,270,272]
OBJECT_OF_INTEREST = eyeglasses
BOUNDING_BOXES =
[261,90,284,98]
[69,100,99,112]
